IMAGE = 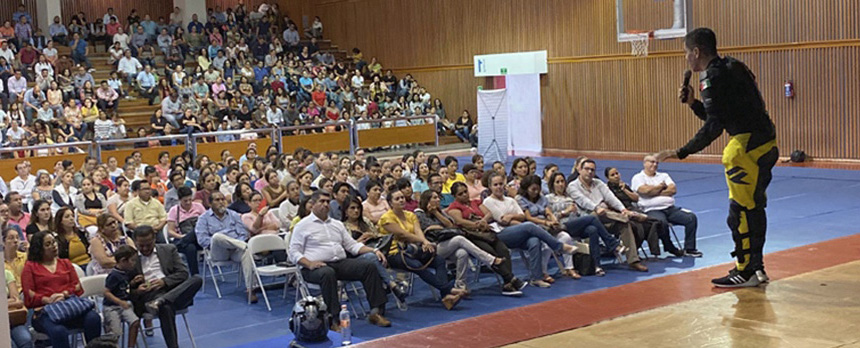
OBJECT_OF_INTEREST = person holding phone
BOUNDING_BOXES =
[242,192,281,236]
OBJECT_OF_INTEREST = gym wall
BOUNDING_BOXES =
[304,0,860,160]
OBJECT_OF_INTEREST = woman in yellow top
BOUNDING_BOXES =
[80,98,100,123]
[442,156,466,194]
[378,188,465,310]
[3,226,27,287]
[54,207,92,267]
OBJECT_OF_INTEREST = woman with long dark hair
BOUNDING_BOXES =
[22,231,101,348]
[54,207,91,267]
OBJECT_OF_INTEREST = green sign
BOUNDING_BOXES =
[501,68,508,75]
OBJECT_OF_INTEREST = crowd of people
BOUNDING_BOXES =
[0,2,477,159]
[1,140,703,345]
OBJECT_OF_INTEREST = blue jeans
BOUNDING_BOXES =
[388,250,454,296]
[564,215,620,265]
[32,308,101,348]
[497,222,563,279]
[359,252,393,284]
[10,324,33,348]
[647,206,698,251]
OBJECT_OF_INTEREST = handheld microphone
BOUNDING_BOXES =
[680,70,692,103]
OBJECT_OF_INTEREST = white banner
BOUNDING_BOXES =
[477,89,508,164]
[505,74,542,156]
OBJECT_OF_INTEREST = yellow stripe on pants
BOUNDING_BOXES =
[737,211,750,271]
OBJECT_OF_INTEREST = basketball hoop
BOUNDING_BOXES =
[629,32,652,57]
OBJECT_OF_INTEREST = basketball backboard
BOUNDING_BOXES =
[616,0,692,42]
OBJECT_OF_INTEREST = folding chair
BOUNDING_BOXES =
[201,248,243,298]
[668,223,684,249]
[248,234,298,311]
[139,308,197,348]
[293,262,367,319]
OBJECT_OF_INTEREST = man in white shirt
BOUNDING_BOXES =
[631,155,702,257]
[117,50,143,85]
[289,191,391,329]
[9,162,35,210]
[567,159,647,271]
[0,41,15,65]
[265,104,283,126]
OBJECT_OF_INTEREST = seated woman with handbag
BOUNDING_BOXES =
[377,188,466,310]
[340,196,407,304]
[415,190,504,293]
[446,182,525,295]
[21,231,102,348]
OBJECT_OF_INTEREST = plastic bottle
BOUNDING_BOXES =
[340,304,351,346]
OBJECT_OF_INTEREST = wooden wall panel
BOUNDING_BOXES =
[306,0,860,160]
[60,0,173,25]
[0,0,39,28]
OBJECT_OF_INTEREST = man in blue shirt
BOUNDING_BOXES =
[140,15,157,41]
[136,65,157,105]
[68,32,91,68]
[48,16,68,45]
[187,14,204,34]
[12,5,31,25]
[194,191,257,302]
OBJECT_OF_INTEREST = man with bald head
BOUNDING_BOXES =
[631,155,702,258]
[310,159,334,189]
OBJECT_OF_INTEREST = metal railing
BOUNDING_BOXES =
[0,115,442,162]
[0,141,93,158]
[353,115,439,149]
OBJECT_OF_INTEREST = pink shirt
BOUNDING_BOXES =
[241,211,281,236]
[362,199,390,223]
[167,202,206,224]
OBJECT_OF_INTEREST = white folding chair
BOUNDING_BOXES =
[248,234,298,311]
[73,263,86,279]
[139,308,196,348]
[201,248,243,298]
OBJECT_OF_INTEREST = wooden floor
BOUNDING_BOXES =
[505,261,860,348]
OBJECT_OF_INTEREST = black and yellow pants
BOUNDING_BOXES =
[721,133,778,272]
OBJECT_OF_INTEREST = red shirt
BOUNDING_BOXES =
[106,22,121,36]
[447,199,484,220]
[312,90,326,107]
[367,101,379,116]
[270,80,284,94]
[21,259,83,308]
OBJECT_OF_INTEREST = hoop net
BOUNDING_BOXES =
[628,32,652,57]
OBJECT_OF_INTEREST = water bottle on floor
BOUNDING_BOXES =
[340,304,352,346]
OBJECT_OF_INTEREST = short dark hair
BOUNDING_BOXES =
[444,156,458,167]
[133,225,156,240]
[113,245,137,262]
[581,159,596,168]
[427,173,442,184]
[131,180,145,191]
[685,27,718,56]
[309,190,331,204]
[395,178,411,190]
[177,186,193,199]
[333,182,351,195]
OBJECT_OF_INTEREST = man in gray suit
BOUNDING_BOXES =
[130,225,202,348]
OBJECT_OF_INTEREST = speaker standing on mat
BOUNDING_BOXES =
[655,28,778,288]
